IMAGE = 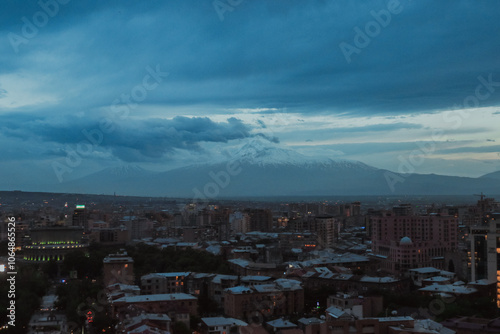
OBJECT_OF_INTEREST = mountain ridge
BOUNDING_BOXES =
[27,140,500,197]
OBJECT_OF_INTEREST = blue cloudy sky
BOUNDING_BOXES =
[1,0,500,190]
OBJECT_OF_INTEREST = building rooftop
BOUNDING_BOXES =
[202,317,248,327]
[374,316,414,322]
[128,324,167,334]
[124,313,171,328]
[422,276,450,282]
[297,317,324,326]
[326,306,352,319]
[141,272,191,280]
[225,286,253,294]
[228,258,251,268]
[266,318,297,329]
[275,278,302,290]
[253,284,281,293]
[40,294,58,310]
[411,319,456,334]
[314,267,335,279]
[103,252,134,264]
[468,279,494,286]
[114,293,196,303]
[419,284,477,295]
[212,274,238,284]
[400,236,413,245]
[241,275,272,282]
[409,267,441,274]
[359,276,398,283]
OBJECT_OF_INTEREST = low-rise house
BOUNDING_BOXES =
[116,313,171,334]
[266,318,298,332]
[141,272,190,294]
[201,317,248,334]
[111,293,197,324]
[409,267,453,287]
[224,279,304,320]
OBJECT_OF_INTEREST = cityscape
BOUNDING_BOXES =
[1,1,500,334]
[1,192,500,333]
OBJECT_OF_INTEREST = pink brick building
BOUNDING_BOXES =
[371,214,458,275]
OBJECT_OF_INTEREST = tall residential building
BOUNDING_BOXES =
[371,213,458,275]
[72,205,88,229]
[470,226,488,282]
[311,215,340,249]
[486,214,500,307]
[246,209,273,232]
[230,211,250,234]
[392,204,413,216]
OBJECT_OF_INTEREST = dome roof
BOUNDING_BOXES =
[400,236,413,245]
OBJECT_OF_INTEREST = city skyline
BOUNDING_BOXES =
[1,1,500,193]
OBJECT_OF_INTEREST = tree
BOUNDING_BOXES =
[43,259,59,279]
[61,250,89,278]
[448,259,455,273]
[173,321,190,334]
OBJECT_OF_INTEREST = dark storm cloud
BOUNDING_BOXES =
[1,0,499,183]
[0,114,259,162]
[2,0,500,116]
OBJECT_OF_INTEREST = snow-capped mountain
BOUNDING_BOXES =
[229,139,375,170]
[55,140,500,198]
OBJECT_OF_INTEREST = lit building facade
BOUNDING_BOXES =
[72,205,88,229]
[141,272,190,294]
[486,214,500,308]
[23,226,87,262]
[470,226,488,282]
[371,214,458,274]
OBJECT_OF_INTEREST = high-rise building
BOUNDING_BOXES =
[72,205,87,229]
[230,211,250,234]
[470,226,488,282]
[485,213,500,307]
[246,209,273,232]
[392,204,413,216]
[311,215,340,249]
[371,213,458,274]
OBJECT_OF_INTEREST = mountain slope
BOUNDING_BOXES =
[57,141,500,197]
[481,170,500,180]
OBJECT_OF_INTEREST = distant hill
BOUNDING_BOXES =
[52,140,500,198]
[481,170,500,180]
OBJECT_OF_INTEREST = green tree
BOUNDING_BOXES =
[61,250,89,278]
[43,259,59,279]
[173,321,190,334]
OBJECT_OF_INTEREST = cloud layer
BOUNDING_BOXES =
[0,0,499,189]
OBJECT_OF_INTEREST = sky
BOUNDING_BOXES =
[1,0,500,191]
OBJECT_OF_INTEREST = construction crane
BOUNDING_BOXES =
[474,192,486,201]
